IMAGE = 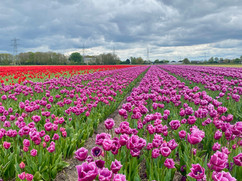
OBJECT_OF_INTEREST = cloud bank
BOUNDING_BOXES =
[1,0,242,60]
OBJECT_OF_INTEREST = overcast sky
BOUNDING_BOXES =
[1,0,242,61]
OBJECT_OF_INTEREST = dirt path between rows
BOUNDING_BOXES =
[55,68,183,181]
[55,79,144,181]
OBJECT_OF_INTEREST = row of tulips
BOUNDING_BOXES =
[0,66,148,180]
[160,65,242,121]
[160,65,241,101]
[0,65,136,84]
[174,65,242,79]
[75,65,241,180]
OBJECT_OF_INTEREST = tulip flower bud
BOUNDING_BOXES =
[19,162,25,169]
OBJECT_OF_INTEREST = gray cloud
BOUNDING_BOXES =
[0,0,242,60]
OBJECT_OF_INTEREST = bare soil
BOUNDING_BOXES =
[55,76,184,181]
[55,82,141,181]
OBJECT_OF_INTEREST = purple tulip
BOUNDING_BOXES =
[179,130,186,139]
[207,151,228,172]
[179,109,185,117]
[187,133,203,145]
[221,146,231,155]
[114,127,121,134]
[214,130,222,140]
[167,139,178,150]
[212,142,221,151]
[169,120,180,130]
[137,137,146,150]
[44,135,50,142]
[96,133,111,146]
[113,174,127,181]
[104,118,115,130]
[75,147,88,161]
[164,158,175,169]
[47,145,55,153]
[111,139,120,155]
[18,172,26,180]
[187,116,196,125]
[102,139,113,151]
[152,148,160,158]
[192,148,197,156]
[86,156,94,163]
[119,134,129,146]
[30,149,37,157]
[187,164,206,180]
[226,114,233,122]
[147,124,155,134]
[181,118,187,124]
[146,143,153,150]
[152,139,161,148]
[110,159,122,174]
[76,162,98,181]
[23,139,30,147]
[3,141,11,149]
[91,146,102,157]
[95,159,105,169]
[130,148,141,157]
[160,146,171,157]
[52,133,60,140]
[126,135,139,150]
[212,171,236,181]
[99,168,112,181]
[26,173,34,181]
[233,153,242,166]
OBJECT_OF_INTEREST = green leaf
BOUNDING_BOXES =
[40,166,48,172]
[34,171,41,180]
[134,174,141,181]
[42,172,50,180]
[51,166,57,179]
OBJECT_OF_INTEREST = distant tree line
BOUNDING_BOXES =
[182,56,242,64]
[0,52,121,65]
[0,52,153,65]
[0,52,68,65]
[0,53,13,65]
[2,51,240,66]
[89,53,120,65]
[154,59,170,64]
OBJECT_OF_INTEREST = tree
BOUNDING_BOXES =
[95,53,120,65]
[0,53,13,65]
[125,59,130,64]
[69,52,83,64]
[219,58,224,63]
[233,58,241,64]
[154,59,160,64]
[182,58,190,64]
[208,57,215,63]
[16,52,68,65]
[130,57,144,64]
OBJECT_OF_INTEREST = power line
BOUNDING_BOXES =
[113,46,115,56]
[147,46,149,62]
[11,38,20,65]
[82,43,86,64]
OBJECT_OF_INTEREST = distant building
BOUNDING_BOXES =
[191,60,200,64]
[84,55,96,64]
[168,61,182,64]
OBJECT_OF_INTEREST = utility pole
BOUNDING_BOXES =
[204,52,207,61]
[11,38,20,65]
[147,46,149,62]
[113,46,115,56]
[82,43,86,65]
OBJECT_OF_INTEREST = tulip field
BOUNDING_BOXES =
[0,65,241,181]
